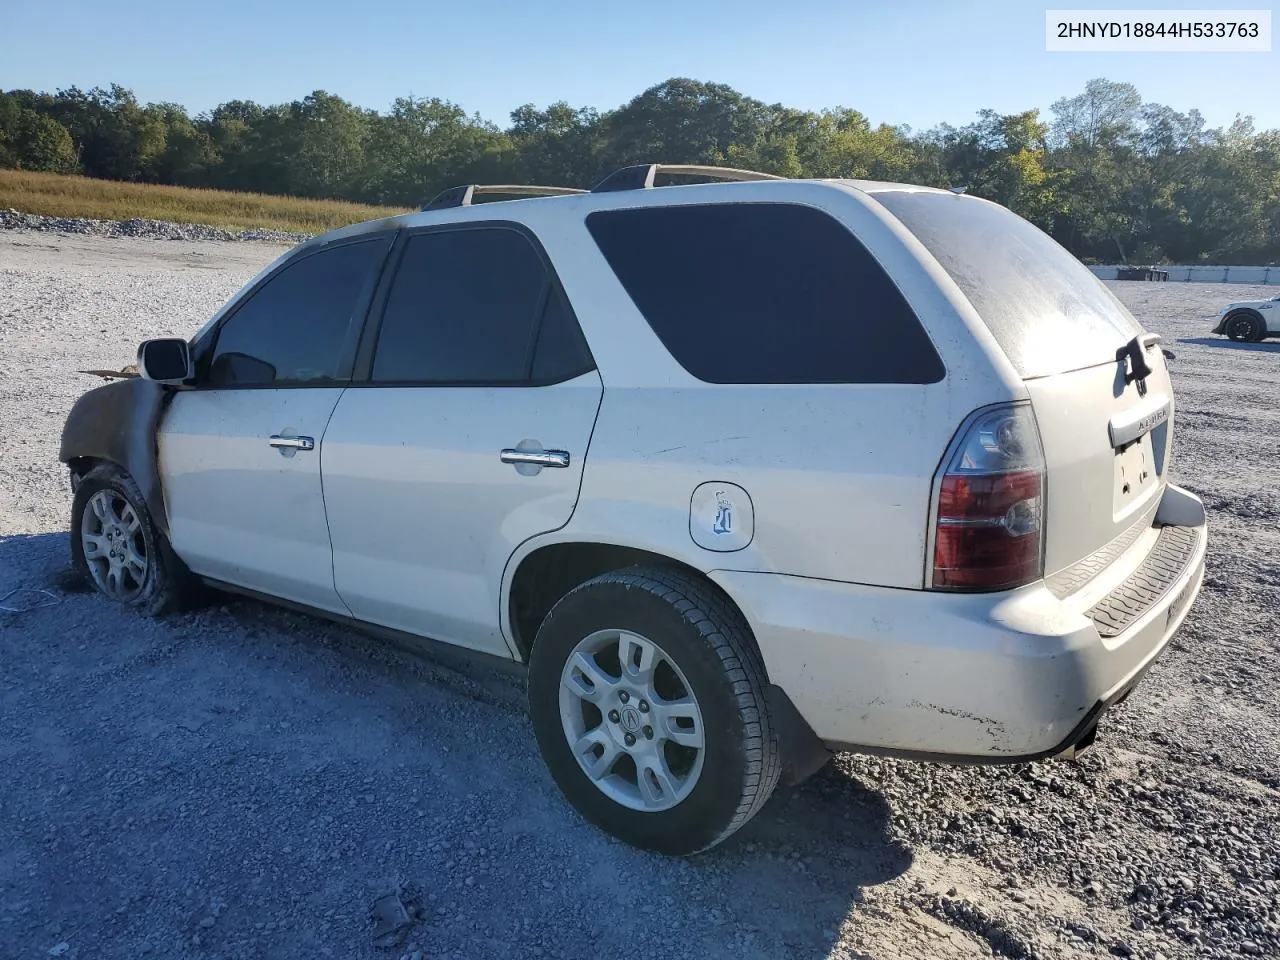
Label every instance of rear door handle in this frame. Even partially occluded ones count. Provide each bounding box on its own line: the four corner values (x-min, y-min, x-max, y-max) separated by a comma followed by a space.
269, 435, 315, 451
500, 449, 570, 468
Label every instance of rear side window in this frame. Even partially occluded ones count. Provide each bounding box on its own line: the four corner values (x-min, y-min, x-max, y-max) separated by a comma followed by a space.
208, 239, 387, 386
874, 191, 1141, 379
371, 227, 593, 385
585, 203, 944, 384
532, 289, 595, 383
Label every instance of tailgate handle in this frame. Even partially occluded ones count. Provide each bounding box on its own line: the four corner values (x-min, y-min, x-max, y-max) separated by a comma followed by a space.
1109, 396, 1170, 449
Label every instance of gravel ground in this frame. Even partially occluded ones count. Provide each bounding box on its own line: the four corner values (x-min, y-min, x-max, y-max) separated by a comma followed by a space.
1, 226, 1278, 960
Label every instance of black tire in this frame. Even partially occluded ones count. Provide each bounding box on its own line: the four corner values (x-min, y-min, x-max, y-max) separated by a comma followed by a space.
1225, 311, 1265, 343
527, 566, 781, 855
70, 462, 187, 616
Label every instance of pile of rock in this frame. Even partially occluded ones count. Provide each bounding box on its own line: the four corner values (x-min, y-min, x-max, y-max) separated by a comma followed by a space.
0, 208, 311, 245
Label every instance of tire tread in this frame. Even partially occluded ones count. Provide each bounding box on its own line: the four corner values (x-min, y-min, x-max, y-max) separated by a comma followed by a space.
71, 462, 188, 616
553, 564, 782, 853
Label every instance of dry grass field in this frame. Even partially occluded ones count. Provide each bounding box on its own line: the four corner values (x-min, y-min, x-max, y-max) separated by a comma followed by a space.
0, 170, 409, 235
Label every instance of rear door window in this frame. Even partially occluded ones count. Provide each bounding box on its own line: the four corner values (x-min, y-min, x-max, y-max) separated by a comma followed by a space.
585, 202, 944, 384
370, 227, 593, 385
873, 191, 1141, 379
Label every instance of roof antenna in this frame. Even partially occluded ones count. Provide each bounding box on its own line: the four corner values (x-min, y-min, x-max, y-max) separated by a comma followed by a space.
948, 185, 968, 195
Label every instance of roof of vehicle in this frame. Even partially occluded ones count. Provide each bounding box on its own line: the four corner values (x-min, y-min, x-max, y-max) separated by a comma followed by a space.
309, 167, 959, 251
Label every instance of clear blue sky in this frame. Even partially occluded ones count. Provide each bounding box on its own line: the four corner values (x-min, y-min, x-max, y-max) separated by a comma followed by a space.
2, 0, 1276, 132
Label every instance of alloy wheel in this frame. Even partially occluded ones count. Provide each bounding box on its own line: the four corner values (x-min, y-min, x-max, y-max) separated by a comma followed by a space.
80, 489, 148, 602
558, 628, 705, 812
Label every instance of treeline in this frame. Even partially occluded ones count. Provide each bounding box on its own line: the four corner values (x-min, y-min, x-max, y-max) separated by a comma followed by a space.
2, 77, 1278, 264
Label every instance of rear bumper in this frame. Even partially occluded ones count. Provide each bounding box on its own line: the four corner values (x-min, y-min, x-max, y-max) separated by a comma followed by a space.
711, 483, 1207, 763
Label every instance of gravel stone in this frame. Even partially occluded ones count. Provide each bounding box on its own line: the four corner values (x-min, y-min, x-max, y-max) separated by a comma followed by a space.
1, 208, 312, 245
1, 231, 1278, 960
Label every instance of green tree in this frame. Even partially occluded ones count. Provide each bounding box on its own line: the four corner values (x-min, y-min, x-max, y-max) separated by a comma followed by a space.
198, 100, 267, 192
358, 95, 508, 205
49, 85, 164, 181
2, 77, 1277, 264
285, 91, 371, 199
508, 101, 603, 186
599, 79, 771, 169
146, 102, 217, 185
1049, 79, 1145, 260
0, 95, 78, 173
907, 109, 1057, 228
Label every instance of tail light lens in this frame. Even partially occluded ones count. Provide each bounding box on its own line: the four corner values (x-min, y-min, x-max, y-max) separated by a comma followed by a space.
932, 404, 1045, 591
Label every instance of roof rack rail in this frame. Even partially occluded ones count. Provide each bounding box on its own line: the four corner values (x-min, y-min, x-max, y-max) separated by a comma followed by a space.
591, 163, 785, 193
420, 184, 587, 211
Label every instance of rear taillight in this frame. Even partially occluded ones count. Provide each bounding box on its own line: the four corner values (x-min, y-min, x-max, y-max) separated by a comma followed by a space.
931, 404, 1045, 591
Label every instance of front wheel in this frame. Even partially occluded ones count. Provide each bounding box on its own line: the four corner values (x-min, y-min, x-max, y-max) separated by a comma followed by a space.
70, 463, 186, 615
1225, 311, 1265, 342
528, 567, 780, 855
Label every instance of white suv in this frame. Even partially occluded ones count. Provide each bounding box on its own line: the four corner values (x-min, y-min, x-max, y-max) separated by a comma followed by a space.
60, 164, 1208, 855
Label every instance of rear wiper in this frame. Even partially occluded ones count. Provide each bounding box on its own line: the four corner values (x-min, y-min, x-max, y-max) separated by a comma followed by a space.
1116, 335, 1154, 386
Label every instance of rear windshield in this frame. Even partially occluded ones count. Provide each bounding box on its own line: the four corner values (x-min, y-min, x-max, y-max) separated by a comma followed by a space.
874, 191, 1141, 379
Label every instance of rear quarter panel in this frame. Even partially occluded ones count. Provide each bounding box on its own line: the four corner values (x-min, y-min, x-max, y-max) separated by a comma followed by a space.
504, 182, 1025, 589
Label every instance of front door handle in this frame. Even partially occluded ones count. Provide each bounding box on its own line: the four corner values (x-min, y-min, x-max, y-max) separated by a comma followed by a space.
500, 448, 570, 468
269, 435, 315, 451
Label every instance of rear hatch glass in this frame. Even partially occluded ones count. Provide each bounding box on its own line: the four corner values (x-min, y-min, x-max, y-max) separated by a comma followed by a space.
873, 191, 1141, 379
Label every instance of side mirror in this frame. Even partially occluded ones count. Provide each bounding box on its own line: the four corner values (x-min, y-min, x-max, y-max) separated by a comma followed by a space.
137, 338, 193, 384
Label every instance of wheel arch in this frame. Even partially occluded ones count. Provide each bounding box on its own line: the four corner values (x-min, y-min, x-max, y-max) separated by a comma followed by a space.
505, 539, 727, 663
510, 540, 833, 790
1224, 307, 1266, 339
59, 377, 174, 536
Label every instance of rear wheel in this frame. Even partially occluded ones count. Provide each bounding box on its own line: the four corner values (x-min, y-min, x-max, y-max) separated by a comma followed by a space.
70, 463, 185, 615
528, 566, 780, 855
1225, 311, 1265, 342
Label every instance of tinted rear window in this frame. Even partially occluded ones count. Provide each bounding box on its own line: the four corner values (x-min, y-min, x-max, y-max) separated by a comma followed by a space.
371, 229, 547, 384
874, 191, 1141, 379
585, 203, 944, 384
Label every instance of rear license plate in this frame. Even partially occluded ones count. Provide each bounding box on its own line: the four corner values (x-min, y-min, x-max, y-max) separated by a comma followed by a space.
1114, 432, 1157, 514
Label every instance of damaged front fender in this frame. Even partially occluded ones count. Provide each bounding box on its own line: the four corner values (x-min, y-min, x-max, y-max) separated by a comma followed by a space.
59, 376, 173, 537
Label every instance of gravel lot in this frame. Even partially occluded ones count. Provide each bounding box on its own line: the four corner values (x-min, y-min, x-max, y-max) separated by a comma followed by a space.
1, 226, 1278, 960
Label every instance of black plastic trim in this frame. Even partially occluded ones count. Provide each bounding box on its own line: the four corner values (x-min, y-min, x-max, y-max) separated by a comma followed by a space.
422, 185, 475, 210
766, 684, 834, 786
199, 577, 527, 681
592, 164, 659, 192
1087, 524, 1200, 638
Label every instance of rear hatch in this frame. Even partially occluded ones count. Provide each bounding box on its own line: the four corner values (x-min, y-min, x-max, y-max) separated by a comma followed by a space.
875, 190, 1174, 581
